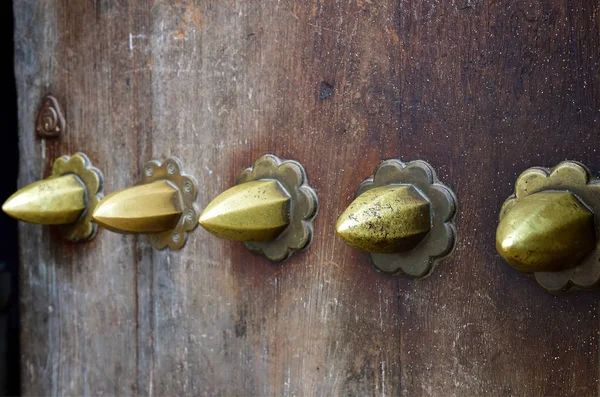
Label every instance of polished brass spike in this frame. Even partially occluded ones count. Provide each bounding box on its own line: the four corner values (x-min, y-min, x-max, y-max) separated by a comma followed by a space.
336, 185, 431, 254
1, 153, 103, 242
201, 154, 318, 262
94, 156, 199, 250
199, 180, 291, 242
93, 180, 184, 234
496, 191, 596, 273
2, 175, 86, 225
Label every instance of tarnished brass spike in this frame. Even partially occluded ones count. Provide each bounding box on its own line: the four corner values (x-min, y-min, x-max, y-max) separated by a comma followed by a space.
2, 174, 86, 225
336, 185, 431, 254
199, 180, 291, 242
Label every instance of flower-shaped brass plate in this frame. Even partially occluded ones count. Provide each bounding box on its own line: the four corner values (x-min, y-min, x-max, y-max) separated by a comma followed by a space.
237, 154, 318, 262
52, 153, 104, 241
357, 159, 457, 278
142, 157, 200, 250
499, 161, 600, 293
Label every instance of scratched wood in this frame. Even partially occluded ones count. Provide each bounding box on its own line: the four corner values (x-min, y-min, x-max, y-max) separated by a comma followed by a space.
14, 0, 599, 395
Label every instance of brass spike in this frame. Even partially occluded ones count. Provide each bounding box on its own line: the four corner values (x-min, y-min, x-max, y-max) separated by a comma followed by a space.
199, 180, 291, 242
2, 175, 86, 225
496, 191, 596, 273
336, 185, 432, 254
93, 180, 184, 233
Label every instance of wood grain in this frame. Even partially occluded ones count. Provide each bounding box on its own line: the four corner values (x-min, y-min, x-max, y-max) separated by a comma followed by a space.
14, 0, 599, 395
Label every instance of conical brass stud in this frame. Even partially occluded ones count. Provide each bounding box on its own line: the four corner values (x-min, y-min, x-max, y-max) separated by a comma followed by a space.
335, 159, 457, 278
2, 153, 104, 241
93, 181, 184, 233
199, 180, 291, 242
3, 175, 86, 225
199, 154, 318, 262
496, 161, 600, 293
92, 157, 199, 250
336, 185, 431, 254
496, 191, 596, 273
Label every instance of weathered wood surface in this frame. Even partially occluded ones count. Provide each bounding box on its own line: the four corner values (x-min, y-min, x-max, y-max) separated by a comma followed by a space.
15, 0, 599, 395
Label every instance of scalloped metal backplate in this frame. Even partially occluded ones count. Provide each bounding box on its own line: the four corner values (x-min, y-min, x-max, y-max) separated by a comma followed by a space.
52, 153, 104, 242
237, 154, 319, 262
141, 157, 200, 250
358, 159, 457, 279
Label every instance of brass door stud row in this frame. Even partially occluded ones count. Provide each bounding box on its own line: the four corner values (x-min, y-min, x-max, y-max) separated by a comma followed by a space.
3, 153, 319, 261
3, 153, 599, 293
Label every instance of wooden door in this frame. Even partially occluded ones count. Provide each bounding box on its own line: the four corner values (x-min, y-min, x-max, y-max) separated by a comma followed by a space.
14, 0, 599, 395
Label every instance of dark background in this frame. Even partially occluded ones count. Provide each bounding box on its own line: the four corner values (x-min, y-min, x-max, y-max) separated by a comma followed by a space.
0, 0, 20, 395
